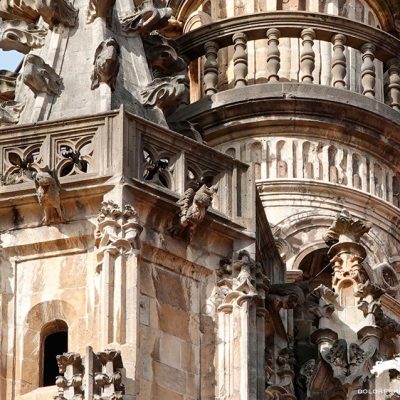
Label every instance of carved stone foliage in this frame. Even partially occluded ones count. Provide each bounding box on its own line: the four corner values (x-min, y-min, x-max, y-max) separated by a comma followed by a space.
91, 38, 120, 91
0, 100, 24, 124
141, 74, 188, 116
21, 54, 62, 96
55, 137, 93, 177
1, 144, 41, 184
86, 0, 115, 24
0, 0, 78, 28
54, 352, 84, 400
95, 200, 143, 270
0, 70, 18, 101
143, 33, 186, 78
94, 350, 124, 399
168, 182, 217, 240
120, 0, 174, 37
0, 19, 47, 53
33, 165, 64, 224
323, 209, 371, 246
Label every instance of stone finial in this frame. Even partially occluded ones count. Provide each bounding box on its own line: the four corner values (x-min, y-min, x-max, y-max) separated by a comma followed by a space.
21, 54, 62, 96
91, 38, 120, 91
0, 101, 24, 125
33, 166, 64, 225
54, 352, 83, 400
168, 183, 217, 240
94, 349, 124, 399
141, 74, 188, 116
323, 209, 371, 246
0, 19, 47, 54
86, 0, 116, 24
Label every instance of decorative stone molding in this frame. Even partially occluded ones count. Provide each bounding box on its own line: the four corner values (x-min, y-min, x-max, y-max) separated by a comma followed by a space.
33, 165, 64, 224
21, 54, 62, 96
143, 33, 186, 78
86, 0, 115, 24
120, 0, 174, 36
168, 182, 216, 240
54, 352, 84, 400
0, 19, 47, 53
141, 74, 188, 116
0, 100, 24, 125
91, 38, 120, 91
95, 200, 142, 270
94, 349, 124, 399
2, 143, 41, 184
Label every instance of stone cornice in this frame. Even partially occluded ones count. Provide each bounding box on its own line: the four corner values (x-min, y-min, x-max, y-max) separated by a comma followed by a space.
169, 83, 400, 164
176, 11, 400, 61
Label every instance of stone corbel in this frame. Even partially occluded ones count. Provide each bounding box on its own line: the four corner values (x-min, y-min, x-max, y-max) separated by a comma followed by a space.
21, 54, 62, 96
0, 19, 47, 53
54, 352, 84, 400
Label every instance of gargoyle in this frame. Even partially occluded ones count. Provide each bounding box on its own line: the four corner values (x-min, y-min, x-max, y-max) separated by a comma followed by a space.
267, 281, 308, 311
33, 166, 64, 224
21, 54, 62, 96
91, 38, 120, 91
35, 0, 78, 29
168, 183, 217, 239
86, 0, 115, 24
120, 0, 177, 36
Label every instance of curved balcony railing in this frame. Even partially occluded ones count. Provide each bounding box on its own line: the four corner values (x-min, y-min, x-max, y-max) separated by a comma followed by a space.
177, 11, 400, 110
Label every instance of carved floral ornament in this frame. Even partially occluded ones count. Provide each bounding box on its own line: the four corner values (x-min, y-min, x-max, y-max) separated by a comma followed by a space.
94, 200, 143, 270
54, 349, 124, 400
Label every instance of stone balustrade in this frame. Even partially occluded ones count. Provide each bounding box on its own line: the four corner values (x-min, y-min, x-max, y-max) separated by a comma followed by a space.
0, 108, 249, 223
217, 137, 400, 208
177, 11, 400, 109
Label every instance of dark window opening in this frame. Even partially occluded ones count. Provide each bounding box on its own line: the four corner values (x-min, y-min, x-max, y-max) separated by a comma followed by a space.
41, 321, 68, 387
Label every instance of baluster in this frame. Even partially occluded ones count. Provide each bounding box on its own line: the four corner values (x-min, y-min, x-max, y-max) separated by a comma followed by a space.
300, 28, 315, 83
387, 58, 400, 111
361, 43, 376, 99
232, 33, 248, 88
331, 34, 347, 89
266, 28, 280, 82
204, 41, 219, 95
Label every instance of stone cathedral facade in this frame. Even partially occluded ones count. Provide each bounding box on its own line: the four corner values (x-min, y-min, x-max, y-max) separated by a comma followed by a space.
1, 0, 400, 399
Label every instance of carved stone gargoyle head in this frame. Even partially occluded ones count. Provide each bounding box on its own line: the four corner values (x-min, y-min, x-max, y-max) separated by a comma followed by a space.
91, 38, 120, 91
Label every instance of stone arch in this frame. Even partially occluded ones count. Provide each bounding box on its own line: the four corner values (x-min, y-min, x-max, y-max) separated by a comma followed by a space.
20, 300, 77, 394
